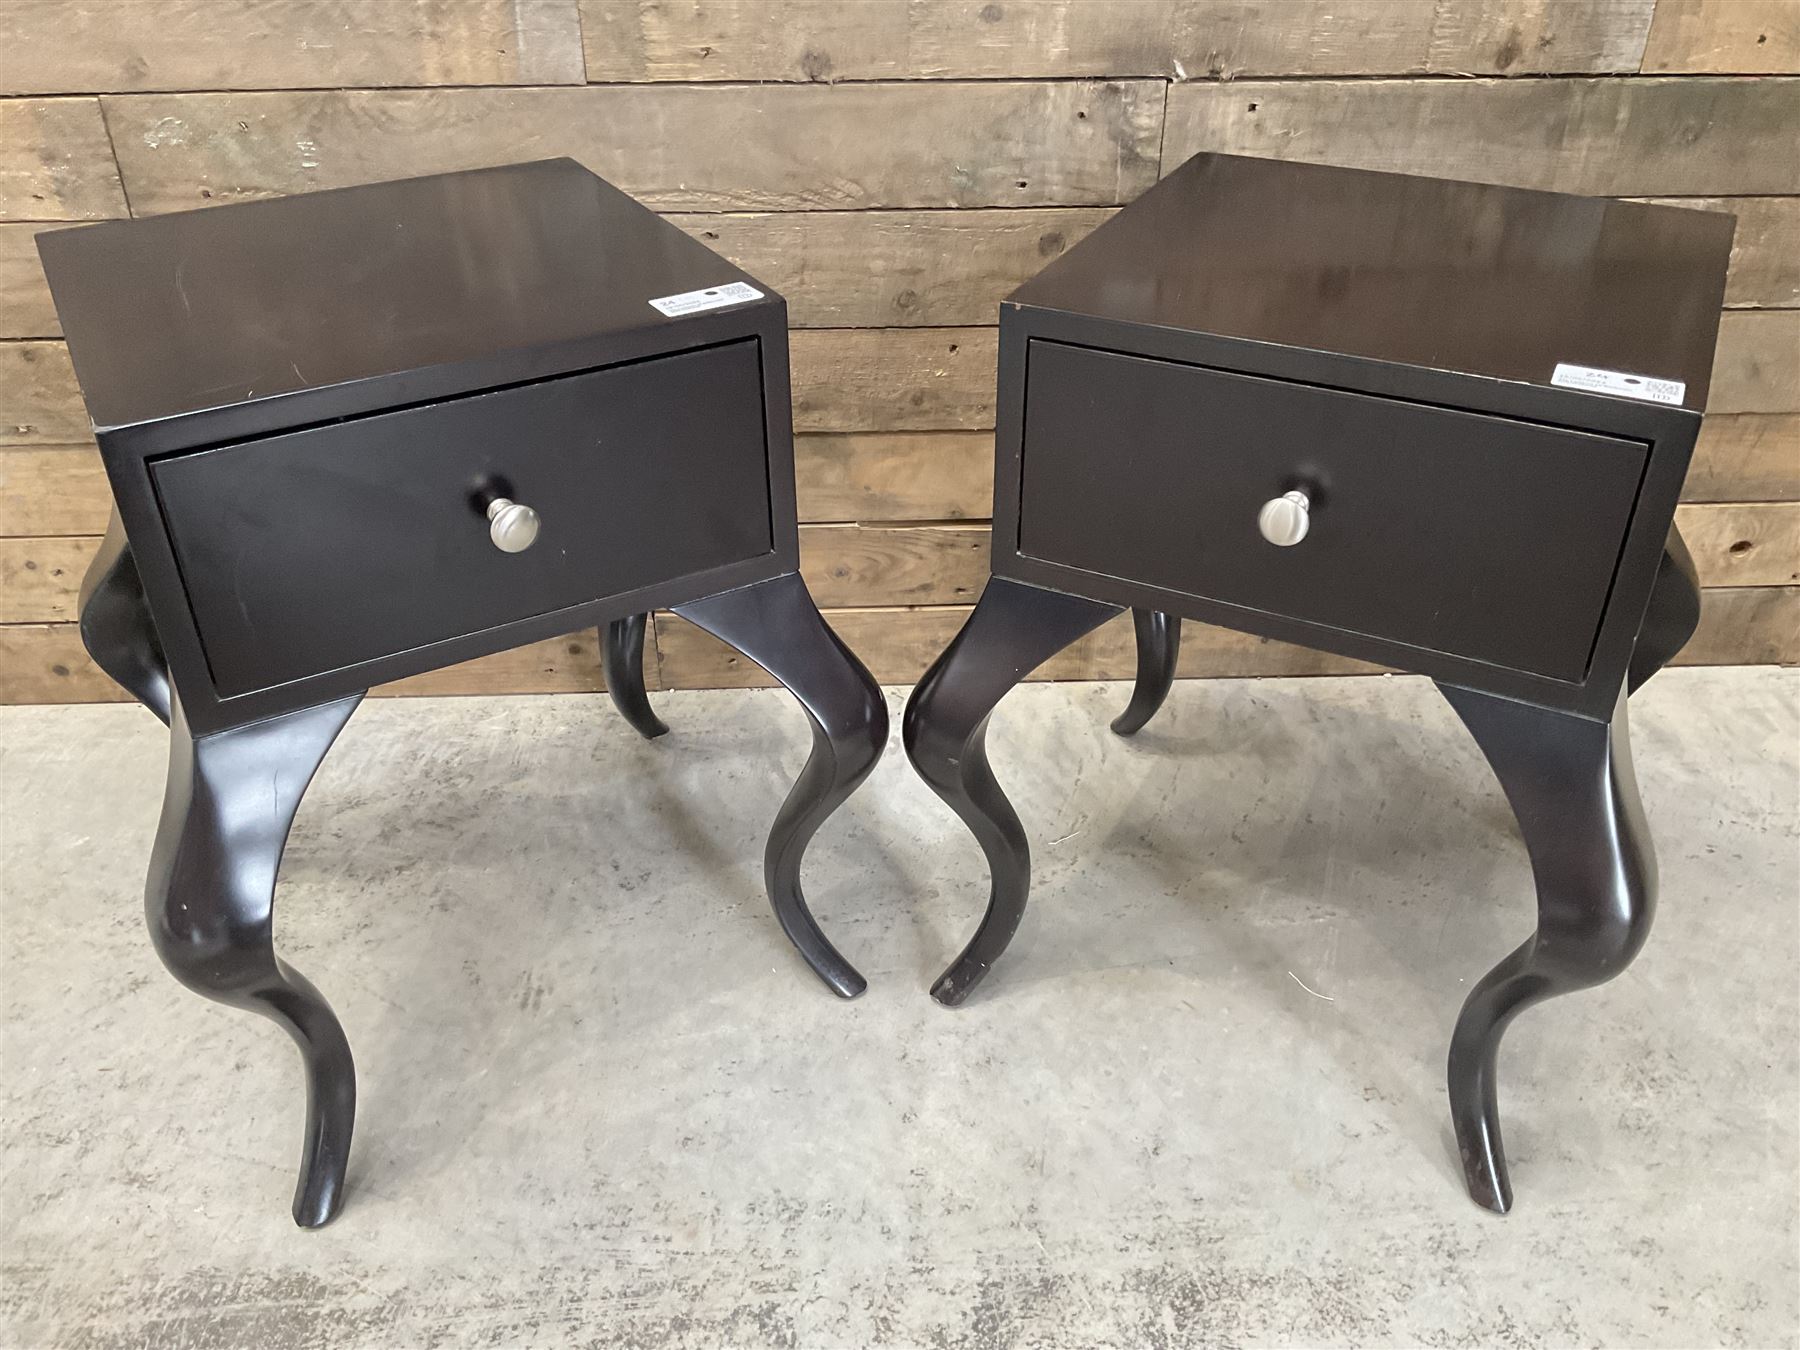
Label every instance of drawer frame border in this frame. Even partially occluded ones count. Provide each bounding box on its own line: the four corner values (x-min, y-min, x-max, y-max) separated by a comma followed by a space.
991, 302, 1700, 721
96, 303, 798, 736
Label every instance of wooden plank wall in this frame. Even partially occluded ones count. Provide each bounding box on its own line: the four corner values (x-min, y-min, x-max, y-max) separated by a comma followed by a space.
0, 0, 1795, 703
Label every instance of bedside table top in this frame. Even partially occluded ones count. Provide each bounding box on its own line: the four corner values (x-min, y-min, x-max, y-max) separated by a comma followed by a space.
1008, 153, 1734, 413
37, 158, 772, 435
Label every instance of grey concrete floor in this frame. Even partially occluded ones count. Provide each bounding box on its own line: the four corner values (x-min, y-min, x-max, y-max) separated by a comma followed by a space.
1, 668, 1796, 1349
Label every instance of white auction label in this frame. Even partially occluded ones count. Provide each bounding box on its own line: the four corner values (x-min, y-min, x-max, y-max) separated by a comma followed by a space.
1550, 363, 1686, 406
648, 281, 764, 317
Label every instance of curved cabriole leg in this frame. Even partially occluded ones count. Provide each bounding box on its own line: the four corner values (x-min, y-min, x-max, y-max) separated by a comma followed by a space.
1111, 609, 1181, 737
1436, 683, 1655, 1214
602, 613, 668, 739
78, 509, 171, 724
148, 692, 364, 1227
672, 573, 887, 998
903, 577, 1123, 1006
1627, 528, 1701, 695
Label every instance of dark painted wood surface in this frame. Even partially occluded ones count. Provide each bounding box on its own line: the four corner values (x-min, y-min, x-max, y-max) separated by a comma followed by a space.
1011, 152, 1735, 412
37, 158, 773, 437
154, 339, 773, 698
1017, 340, 1646, 683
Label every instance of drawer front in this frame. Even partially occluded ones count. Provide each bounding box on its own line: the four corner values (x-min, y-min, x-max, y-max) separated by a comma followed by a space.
153, 339, 772, 697
1017, 341, 1648, 683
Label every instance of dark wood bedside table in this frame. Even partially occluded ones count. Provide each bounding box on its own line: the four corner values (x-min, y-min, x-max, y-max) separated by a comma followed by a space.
903, 152, 1733, 1213
39, 159, 886, 1227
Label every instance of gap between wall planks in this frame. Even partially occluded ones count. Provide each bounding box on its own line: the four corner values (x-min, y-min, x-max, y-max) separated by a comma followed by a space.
0, 0, 1795, 700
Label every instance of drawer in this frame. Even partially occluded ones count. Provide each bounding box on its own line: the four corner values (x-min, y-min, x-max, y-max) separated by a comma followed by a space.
1016, 340, 1648, 683
152, 339, 773, 698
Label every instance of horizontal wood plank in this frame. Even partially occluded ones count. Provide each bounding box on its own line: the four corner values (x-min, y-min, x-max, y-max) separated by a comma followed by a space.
0, 343, 88, 446
1685, 415, 1800, 503
1640, 198, 1799, 309
1679, 503, 1800, 588
0, 623, 634, 704
1711, 310, 1800, 415
1162, 77, 1800, 196
1683, 585, 1800, 664
791, 328, 996, 433
0, 447, 111, 536
0, 624, 124, 703
0, 536, 95, 622
0, 433, 996, 537
4, 410, 1791, 544
0, 223, 60, 338
1640, 0, 1800, 73
654, 605, 1386, 690
0, 0, 585, 95
582, 0, 1653, 81
0, 99, 127, 221
6, 583, 1793, 705
667, 208, 1113, 328
0, 524, 995, 622
794, 432, 993, 522
379, 628, 624, 696
800, 524, 989, 608
103, 82, 1165, 217
14, 501, 1787, 627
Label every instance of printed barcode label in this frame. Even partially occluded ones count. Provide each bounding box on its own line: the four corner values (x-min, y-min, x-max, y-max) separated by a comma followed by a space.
1551, 363, 1685, 406
649, 281, 764, 317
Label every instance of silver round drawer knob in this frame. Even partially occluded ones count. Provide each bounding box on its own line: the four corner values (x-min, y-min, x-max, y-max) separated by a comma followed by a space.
1257, 489, 1311, 547
486, 497, 540, 553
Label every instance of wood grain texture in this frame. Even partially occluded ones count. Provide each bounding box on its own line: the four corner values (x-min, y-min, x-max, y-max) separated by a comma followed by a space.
0, 433, 999, 537
582, 0, 1653, 81
1162, 77, 1800, 195
1641, 0, 1800, 73
11, 502, 1788, 627
0, 99, 127, 221
2, 410, 1788, 544
0, 0, 585, 95
0, 624, 124, 704
653, 605, 1384, 690
0, 536, 94, 621
1685, 415, 1800, 503
799, 524, 989, 607
379, 628, 626, 696
0, 447, 110, 536
1682, 585, 1800, 664
657, 586, 1800, 690
0, 224, 60, 338
791, 328, 996, 432
0, 624, 633, 702
1641, 198, 1800, 309
1424, 0, 1656, 74
7, 583, 1792, 705
794, 432, 994, 521
1680, 502, 1800, 588
1711, 311, 1800, 415
0, 524, 992, 621
102, 81, 1165, 216
0, 343, 88, 446
667, 208, 1113, 327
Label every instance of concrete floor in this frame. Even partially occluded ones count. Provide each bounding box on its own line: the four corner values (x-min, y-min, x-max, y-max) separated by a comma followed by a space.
1, 667, 1795, 1348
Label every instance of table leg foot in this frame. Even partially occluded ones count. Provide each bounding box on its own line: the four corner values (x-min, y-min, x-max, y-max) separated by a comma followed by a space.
147, 693, 364, 1227
602, 613, 668, 739
1627, 529, 1701, 695
673, 573, 887, 998
1436, 682, 1655, 1214
903, 577, 1123, 1006
78, 509, 170, 724
1111, 609, 1181, 736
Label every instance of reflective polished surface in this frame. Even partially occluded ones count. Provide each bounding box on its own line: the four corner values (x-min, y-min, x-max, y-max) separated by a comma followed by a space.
1011, 152, 1734, 410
